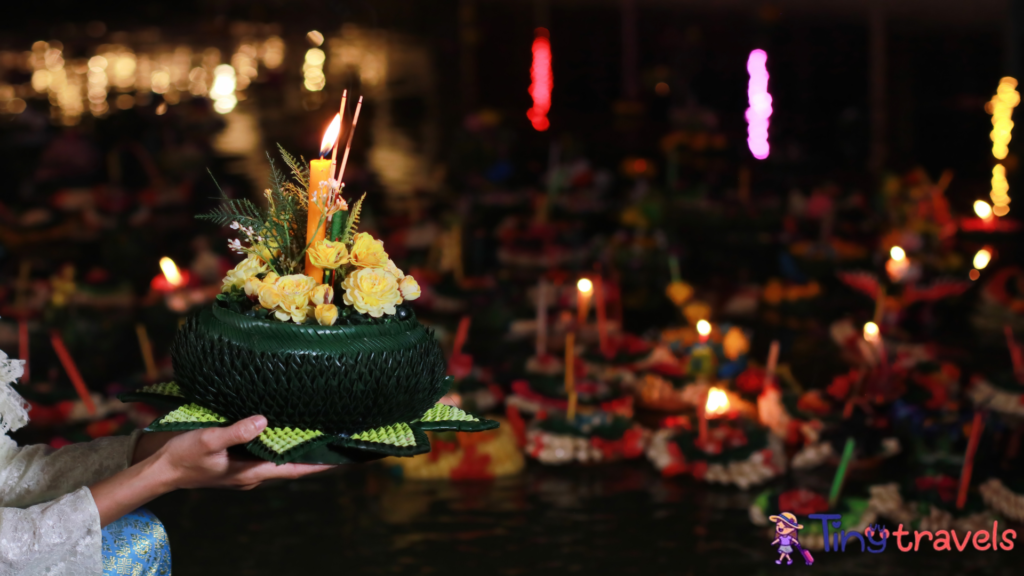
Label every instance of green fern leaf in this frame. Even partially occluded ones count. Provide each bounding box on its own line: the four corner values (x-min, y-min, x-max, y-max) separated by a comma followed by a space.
340, 193, 366, 244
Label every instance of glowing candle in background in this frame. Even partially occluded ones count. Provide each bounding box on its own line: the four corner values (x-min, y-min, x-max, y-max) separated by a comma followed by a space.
305, 114, 342, 282
576, 278, 593, 325
696, 319, 711, 344
973, 248, 992, 270
885, 245, 910, 283
527, 28, 553, 132
974, 200, 994, 219
745, 49, 772, 160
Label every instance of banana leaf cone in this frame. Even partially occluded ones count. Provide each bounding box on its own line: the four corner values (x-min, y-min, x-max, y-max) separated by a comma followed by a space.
120, 305, 498, 464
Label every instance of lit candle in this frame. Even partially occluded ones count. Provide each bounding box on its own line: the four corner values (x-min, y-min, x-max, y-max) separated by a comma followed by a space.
576, 278, 593, 326
697, 319, 711, 344
700, 386, 730, 447
306, 114, 343, 282
885, 245, 909, 283
690, 320, 715, 379
151, 257, 188, 293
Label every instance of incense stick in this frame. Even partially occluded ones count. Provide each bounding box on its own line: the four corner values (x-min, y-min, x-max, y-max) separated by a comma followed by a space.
957, 411, 985, 510
453, 315, 472, 356
536, 279, 547, 358
829, 437, 856, 507
328, 90, 348, 181
135, 323, 158, 381
50, 330, 96, 416
595, 277, 609, 356
565, 332, 577, 421
764, 339, 780, 388
336, 96, 363, 183
1005, 325, 1024, 379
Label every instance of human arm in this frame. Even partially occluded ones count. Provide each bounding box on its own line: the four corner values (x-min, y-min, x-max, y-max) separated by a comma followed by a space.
0, 433, 140, 508
90, 415, 333, 527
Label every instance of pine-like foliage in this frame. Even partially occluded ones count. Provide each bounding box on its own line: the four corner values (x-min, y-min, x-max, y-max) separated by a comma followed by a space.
340, 193, 366, 244
197, 149, 313, 275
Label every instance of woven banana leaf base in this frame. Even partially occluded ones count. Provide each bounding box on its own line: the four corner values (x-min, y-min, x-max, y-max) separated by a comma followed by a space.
120, 382, 499, 465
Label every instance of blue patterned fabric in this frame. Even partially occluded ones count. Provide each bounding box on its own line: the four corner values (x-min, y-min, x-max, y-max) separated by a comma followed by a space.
101, 508, 171, 576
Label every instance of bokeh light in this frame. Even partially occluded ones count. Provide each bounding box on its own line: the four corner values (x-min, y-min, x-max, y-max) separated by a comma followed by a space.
527, 28, 552, 132
745, 49, 771, 160
974, 200, 993, 219
973, 248, 992, 270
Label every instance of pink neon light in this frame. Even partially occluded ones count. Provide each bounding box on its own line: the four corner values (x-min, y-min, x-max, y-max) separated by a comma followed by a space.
527, 28, 553, 131
745, 49, 772, 160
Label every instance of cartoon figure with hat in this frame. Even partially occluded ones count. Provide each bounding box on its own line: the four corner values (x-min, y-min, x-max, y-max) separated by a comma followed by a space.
770, 512, 811, 565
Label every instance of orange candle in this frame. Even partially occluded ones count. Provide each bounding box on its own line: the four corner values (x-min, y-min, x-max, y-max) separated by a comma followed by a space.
576, 278, 593, 326
305, 115, 343, 282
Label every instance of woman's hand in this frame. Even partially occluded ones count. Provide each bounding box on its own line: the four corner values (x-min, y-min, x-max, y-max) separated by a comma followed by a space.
155, 415, 334, 491
92, 415, 334, 526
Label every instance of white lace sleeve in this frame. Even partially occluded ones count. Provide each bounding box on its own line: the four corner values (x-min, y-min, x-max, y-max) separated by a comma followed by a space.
0, 431, 141, 508
0, 486, 104, 576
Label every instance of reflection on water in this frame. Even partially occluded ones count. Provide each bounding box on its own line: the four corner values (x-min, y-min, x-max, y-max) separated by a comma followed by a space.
152, 463, 1018, 576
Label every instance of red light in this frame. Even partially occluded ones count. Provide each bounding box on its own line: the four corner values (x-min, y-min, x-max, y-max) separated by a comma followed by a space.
633, 159, 647, 174
527, 28, 553, 131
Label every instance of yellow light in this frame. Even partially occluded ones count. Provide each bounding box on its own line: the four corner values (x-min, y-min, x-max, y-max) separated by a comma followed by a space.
994, 204, 1011, 216
974, 248, 992, 270
319, 113, 342, 157
307, 30, 325, 46
970, 269, 981, 281
974, 200, 993, 219
576, 278, 593, 294
705, 387, 730, 416
890, 246, 905, 261
696, 319, 712, 337
88, 55, 107, 70
159, 257, 185, 287
304, 48, 326, 66
863, 321, 879, 341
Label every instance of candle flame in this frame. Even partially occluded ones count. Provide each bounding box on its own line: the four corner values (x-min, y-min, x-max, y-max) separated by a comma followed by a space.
705, 387, 730, 417
974, 200, 994, 219
974, 248, 992, 270
159, 257, 185, 287
577, 278, 593, 294
889, 246, 905, 261
319, 113, 342, 158
863, 321, 880, 341
696, 319, 712, 337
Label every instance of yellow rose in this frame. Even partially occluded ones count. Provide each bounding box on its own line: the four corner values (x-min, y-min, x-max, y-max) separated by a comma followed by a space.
274, 304, 314, 324
341, 268, 402, 317
399, 275, 421, 301
315, 304, 339, 326
308, 239, 350, 270
275, 274, 318, 309
311, 284, 334, 306
385, 258, 405, 280
222, 255, 269, 293
257, 282, 282, 310
243, 276, 262, 297
665, 281, 693, 307
349, 232, 389, 269
263, 272, 280, 285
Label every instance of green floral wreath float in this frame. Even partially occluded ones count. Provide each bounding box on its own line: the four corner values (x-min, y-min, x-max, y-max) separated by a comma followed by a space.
121, 147, 496, 464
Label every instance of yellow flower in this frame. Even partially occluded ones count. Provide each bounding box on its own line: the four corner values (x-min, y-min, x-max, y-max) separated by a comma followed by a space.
274, 304, 314, 324
341, 268, 402, 317
349, 232, 389, 269
315, 304, 339, 326
257, 282, 282, 310
243, 276, 262, 297
275, 274, 318, 309
399, 275, 421, 301
385, 258, 405, 280
665, 281, 693, 307
308, 239, 350, 270
311, 284, 334, 306
263, 272, 280, 285
222, 255, 269, 293
253, 239, 281, 264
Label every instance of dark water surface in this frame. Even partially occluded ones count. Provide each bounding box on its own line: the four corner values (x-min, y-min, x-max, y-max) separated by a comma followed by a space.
149, 463, 1019, 576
